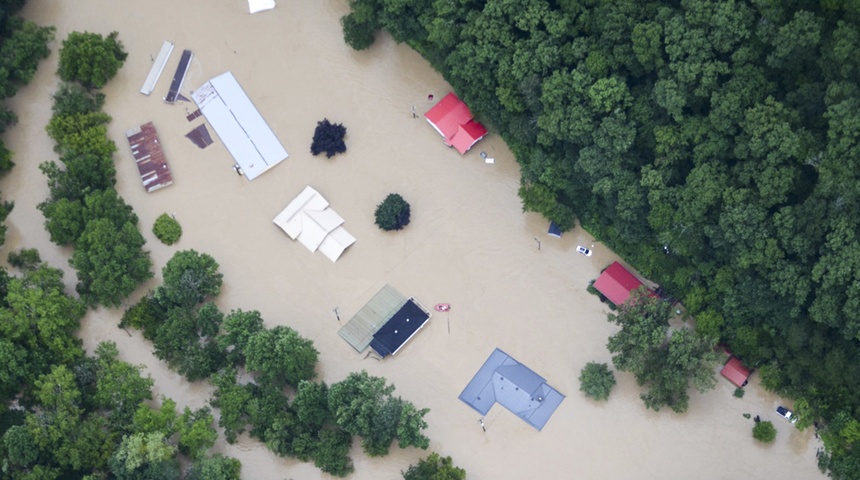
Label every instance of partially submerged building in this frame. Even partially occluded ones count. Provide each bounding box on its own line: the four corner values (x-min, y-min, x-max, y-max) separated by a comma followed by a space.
459, 348, 565, 431
721, 356, 751, 388
125, 122, 173, 193
424, 92, 487, 154
273, 185, 355, 262
593, 261, 654, 306
337, 285, 431, 358
192, 71, 289, 180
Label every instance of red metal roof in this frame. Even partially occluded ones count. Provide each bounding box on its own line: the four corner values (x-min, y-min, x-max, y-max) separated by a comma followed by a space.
720, 357, 751, 387
449, 120, 488, 154
425, 92, 486, 154
593, 261, 647, 306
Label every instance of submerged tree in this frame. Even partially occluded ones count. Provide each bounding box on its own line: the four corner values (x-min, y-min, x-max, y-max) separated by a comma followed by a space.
152, 213, 182, 245
607, 289, 720, 413
374, 193, 411, 231
753, 421, 777, 443
57, 31, 127, 89
578, 362, 616, 401
310, 118, 347, 158
402, 452, 466, 480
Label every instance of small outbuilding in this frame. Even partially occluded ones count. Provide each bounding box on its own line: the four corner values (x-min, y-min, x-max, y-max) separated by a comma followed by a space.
424, 92, 487, 154
721, 357, 751, 387
593, 261, 653, 306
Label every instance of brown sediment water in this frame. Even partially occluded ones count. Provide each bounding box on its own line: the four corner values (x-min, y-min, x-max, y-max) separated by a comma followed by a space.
0, 1, 824, 479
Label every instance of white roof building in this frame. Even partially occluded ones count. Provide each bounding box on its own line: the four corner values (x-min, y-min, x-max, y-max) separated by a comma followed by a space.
192, 71, 288, 181
248, 0, 276, 13
273, 186, 356, 262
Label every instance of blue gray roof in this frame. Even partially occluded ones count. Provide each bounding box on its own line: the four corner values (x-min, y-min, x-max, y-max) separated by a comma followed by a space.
459, 348, 565, 431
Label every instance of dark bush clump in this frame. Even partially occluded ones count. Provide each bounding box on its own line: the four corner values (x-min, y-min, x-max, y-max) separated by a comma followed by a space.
374, 194, 410, 231
310, 118, 347, 158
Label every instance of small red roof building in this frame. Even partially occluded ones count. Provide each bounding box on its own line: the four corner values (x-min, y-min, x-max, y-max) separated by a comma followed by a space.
593, 261, 652, 306
425, 92, 487, 154
720, 357, 751, 387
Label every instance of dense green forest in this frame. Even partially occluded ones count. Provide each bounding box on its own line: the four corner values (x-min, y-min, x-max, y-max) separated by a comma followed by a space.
341, 0, 860, 476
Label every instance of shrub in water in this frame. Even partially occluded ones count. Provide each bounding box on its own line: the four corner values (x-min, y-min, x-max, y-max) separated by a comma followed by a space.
753, 421, 777, 443
374, 193, 411, 231
153, 213, 182, 245
310, 118, 347, 158
578, 362, 616, 401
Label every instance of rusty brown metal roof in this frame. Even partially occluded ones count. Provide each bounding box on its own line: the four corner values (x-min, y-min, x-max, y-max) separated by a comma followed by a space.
126, 122, 174, 193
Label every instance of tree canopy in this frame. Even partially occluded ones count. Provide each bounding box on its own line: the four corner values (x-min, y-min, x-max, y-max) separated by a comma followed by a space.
341, 1, 860, 473
57, 31, 127, 89
606, 289, 720, 413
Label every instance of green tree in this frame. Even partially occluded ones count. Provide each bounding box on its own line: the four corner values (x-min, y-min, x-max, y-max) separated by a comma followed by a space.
293, 380, 331, 430
51, 82, 105, 116
0, 18, 54, 87
753, 420, 777, 443
328, 370, 394, 438
186, 454, 241, 480
93, 341, 153, 430
131, 397, 178, 436
152, 213, 181, 245
0, 265, 87, 368
374, 193, 411, 231
210, 368, 252, 443
70, 218, 153, 307
396, 400, 430, 450
313, 428, 354, 477
109, 431, 178, 479
578, 362, 616, 401
7, 247, 41, 271
340, 0, 381, 51
607, 290, 719, 412
57, 31, 127, 89
155, 250, 222, 309
218, 308, 265, 366
402, 452, 466, 480
176, 407, 217, 459
245, 325, 318, 388
2, 425, 38, 467
151, 303, 225, 381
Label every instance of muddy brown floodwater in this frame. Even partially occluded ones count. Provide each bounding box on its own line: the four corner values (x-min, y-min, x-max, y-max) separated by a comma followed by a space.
0, 1, 824, 479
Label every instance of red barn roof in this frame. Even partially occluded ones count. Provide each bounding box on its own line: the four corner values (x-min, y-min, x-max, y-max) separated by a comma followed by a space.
425, 92, 487, 154
720, 357, 751, 387
593, 261, 648, 306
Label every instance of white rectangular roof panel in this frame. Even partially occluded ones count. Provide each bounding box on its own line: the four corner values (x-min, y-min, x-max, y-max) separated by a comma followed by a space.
140, 41, 173, 95
192, 71, 288, 181
249, 0, 276, 13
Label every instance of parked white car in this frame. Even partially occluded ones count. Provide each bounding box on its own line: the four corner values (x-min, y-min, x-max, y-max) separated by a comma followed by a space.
576, 245, 592, 257
777, 406, 797, 424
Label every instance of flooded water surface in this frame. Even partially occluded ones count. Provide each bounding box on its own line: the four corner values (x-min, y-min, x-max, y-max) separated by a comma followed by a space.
0, 1, 824, 479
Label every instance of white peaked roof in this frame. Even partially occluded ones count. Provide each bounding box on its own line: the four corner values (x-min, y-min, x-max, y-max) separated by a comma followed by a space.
248, 0, 276, 13
192, 72, 288, 181
273, 186, 356, 262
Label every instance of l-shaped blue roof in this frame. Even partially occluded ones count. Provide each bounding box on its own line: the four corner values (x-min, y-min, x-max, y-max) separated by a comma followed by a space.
459, 348, 565, 431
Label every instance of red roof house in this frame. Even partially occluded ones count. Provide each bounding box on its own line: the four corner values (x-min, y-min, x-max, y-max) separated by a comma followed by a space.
425, 92, 487, 154
720, 357, 751, 387
593, 261, 652, 306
